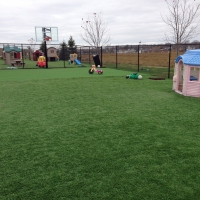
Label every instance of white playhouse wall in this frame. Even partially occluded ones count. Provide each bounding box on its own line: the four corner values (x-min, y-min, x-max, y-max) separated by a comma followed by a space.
182, 64, 188, 95
172, 61, 185, 91
172, 63, 178, 90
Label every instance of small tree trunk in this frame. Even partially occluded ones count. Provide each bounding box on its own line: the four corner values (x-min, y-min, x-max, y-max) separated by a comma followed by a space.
176, 36, 179, 56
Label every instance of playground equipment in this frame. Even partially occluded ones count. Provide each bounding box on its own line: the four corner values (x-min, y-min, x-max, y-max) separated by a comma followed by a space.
36, 56, 46, 68
126, 73, 142, 79
47, 47, 57, 61
56, 55, 59, 61
35, 26, 59, 68
33, 50, 43, 61
3, 45, 22, 65
69, 53, 82, 65
173, 49, 200, 97
74, 59, 82, 65
70, 53, 77, 64
88, 65, 103, 75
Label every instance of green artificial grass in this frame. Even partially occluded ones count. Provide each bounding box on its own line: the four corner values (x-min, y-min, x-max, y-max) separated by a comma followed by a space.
105, 63, 174, 79
0, 68, 200, 199
0, 67, 137, 82
0, 59, 87, 70
0, 59, 173, 78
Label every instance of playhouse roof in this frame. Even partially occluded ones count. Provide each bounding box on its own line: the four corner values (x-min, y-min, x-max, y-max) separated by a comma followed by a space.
33, 50, 43, 53
47, 47, 57, 49
175, 49, 200, 66
3, 45, 21, 53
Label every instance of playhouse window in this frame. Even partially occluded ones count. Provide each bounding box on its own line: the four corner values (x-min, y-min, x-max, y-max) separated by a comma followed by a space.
14, 53, 18, 59
189, 67, 199, 81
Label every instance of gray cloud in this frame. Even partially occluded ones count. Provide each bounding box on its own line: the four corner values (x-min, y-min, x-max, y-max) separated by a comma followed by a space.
0, 0, 199, 45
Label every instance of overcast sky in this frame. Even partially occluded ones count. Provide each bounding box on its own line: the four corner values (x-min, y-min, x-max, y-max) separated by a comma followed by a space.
1, 0, 199, 46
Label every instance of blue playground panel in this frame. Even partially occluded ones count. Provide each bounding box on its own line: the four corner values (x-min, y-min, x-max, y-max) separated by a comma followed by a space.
75, 59, 82, 65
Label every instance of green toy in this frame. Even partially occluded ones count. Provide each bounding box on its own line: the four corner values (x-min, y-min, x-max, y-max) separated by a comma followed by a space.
126, 73, 142, 80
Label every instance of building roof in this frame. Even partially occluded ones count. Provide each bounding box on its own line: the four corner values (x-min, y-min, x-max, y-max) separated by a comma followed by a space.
47, 47, 57, 49
33, 49, 43, 53
175, 49, 200, 66
3, 45, 21, 53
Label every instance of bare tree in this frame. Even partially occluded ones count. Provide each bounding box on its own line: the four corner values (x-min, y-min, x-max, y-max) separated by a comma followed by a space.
162, 0, 200, 55
28, 38, 36, 51
28, 38, 36, 60
81, 13, 110, 49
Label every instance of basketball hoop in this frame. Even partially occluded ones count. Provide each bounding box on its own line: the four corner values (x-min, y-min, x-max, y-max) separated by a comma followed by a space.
45, 36, 52, 45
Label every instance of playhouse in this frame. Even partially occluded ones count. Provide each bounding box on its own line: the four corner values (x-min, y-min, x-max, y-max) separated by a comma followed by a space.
70, 53, 78, 64
33, 50, 43, 61
47, 47, 57, 61
173, 49, 200, 97
3, 45, 22, 65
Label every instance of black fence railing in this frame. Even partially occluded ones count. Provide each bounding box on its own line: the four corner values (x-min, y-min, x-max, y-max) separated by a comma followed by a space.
0, 43, 200, 78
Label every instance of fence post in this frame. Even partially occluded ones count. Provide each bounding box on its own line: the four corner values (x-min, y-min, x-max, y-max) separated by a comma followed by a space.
101, 46, 103, 67
116, 46, 118, 69
29, 46, 31, 60
89, 46, 91, 65
80, 47, 82, 62
63, 44, 66, 68
137, 45, 140, 72
21, 44, 25, 69
168, 44, 172, 79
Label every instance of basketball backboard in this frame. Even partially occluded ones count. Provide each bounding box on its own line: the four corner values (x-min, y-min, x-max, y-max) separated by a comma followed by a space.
35, 27, 58, 42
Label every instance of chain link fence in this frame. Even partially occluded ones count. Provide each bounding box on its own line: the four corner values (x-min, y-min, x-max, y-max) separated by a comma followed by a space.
1, 43, 200, 78
79, 43, 200, 78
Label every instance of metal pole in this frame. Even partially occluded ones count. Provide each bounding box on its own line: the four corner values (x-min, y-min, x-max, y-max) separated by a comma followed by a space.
63, 44, 66, 68
44, 40, 48, 68
116, 46, 118, 69
137, 45, 140, 72
101, 46, 103, 67
168, 44, 172, 79
21, 44, 25, 69
80, 47, 82, 62
29, 47, 31, 60
42, 28, 48, 69
89, 47, 91, 65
